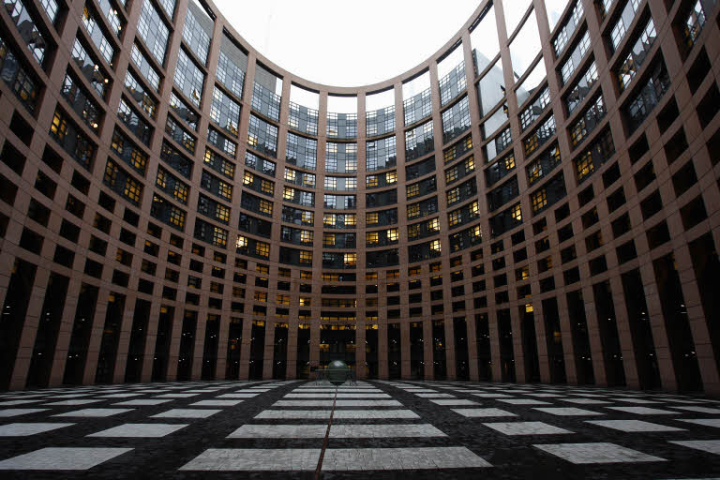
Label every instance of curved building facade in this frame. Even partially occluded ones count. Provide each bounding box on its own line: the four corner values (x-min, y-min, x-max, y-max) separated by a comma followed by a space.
0, 0, 719, 393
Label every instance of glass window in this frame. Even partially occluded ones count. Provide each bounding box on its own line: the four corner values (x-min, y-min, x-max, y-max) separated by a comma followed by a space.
470, 5, 500, 75
182, 0, 213, 64
218, 36, 248, 99
509, 11, 541, 80
545, 0, 572, 31
210, 87, 241, 136
131, 43, 161, 92
174, 48, 205, 107
136, 0, 169, 64
248, 115, 278, 158
503, 0, 533, 34
516, 59, 547, 106
477, 60, 505, 116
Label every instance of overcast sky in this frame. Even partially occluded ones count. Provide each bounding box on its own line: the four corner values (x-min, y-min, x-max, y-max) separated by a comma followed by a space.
213, 0, 482, 87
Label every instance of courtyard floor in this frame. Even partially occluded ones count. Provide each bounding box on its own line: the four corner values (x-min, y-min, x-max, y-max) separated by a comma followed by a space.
0, 379, 720, 478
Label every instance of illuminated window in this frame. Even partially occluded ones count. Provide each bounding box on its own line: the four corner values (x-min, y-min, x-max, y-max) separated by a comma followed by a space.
255, 241, 270, 258
261, 179, 274, 195
528, 161, 542, 183
216, 204, 230, 223
212, 226, 228, 247
518, 266, 530, 280
236, 235, 247, 248
300, 230, 313, 243
430, 239, 441, 253
512, 204, 523, 221
366, 232, 379, 245
366, 175, 378, 187
428, 218, 440, 232
367, 212, 379, 224
283, 187, 295, 200
408, 224, 421, 238
254, 292, 267, 302
472, 225, 482, 240
324, 233, 336, 246
345, 214, 357, 226
124, 176, 142, 204
407, 204, 420, 219
406, 183, 419, 198
243, 171, 253, 185
259, 199, 273, 215
470, 201, 479, 216
284, 168, 296, 182
531, 189, 548, 212
387, 228, 399, 242
448, 211, 460, 226
300, 297, 311, 306
386, 171, 397, 183
445, 167, 458, 183
344, 253, 357, 267
505, 154, 516, 170
576, 151, 594, 180
447, 188, 459, 204
50, 111, 68, 140
276, 294, 290, 305
218, 181, 232, 200
465, 156, 475, 171
324, 214, 336, 226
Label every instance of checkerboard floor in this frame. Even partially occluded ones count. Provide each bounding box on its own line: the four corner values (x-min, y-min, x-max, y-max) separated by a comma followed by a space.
1, 380, 720, 478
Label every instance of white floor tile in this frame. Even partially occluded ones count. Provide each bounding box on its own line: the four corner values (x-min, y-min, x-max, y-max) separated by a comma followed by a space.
586, 420, 683, 432
53, 408, 133, 418
483, 421, 572, 435
152, 409, 221, 418
180, 448, 320, 471
88, 423, 188, 438
534, 442, 665, 464
452, 408, 517, 418
0, 423, 74, 436
0, 447, 133, 470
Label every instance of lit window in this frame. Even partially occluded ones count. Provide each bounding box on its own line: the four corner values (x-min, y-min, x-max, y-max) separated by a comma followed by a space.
430, 239, 441, 253
407, 184, 419, 198
387, 228, 399, 242
531, 189, 548, 212
324, 214, 336, 226
407, 204, 420, 219
255, 241, 270, 258
367, 212, 379, 224
512, 204, 523, 221
344, 253, 357, 267
259, 199, 273, 215
366, 232, 379, 245
261, 180, 274, 195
